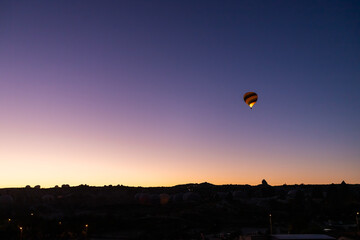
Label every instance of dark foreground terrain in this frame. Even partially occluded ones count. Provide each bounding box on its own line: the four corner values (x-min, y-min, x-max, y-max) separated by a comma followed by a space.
0, 181, 359, 239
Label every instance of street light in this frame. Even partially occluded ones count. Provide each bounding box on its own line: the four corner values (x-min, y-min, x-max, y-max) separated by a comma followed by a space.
84, 224, 89, 238
19, 226, 23, 240
269, 214, 273, 235
356, 212, 359, 233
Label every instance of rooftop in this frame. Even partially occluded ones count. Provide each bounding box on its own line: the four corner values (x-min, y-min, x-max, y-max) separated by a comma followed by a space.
272, 235, 335, 240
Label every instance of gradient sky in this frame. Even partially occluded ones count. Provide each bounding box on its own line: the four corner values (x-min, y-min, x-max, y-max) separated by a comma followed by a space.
1, 0, 359, 188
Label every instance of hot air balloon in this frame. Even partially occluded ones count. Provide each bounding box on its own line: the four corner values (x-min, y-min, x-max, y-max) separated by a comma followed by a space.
244, 92, 258, 109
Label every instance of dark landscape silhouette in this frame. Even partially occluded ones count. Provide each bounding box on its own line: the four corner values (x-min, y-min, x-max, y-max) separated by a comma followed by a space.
0, 181, 359, 239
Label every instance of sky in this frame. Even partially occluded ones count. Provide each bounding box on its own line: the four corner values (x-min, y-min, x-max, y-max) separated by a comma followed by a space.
0, 0, 359, 188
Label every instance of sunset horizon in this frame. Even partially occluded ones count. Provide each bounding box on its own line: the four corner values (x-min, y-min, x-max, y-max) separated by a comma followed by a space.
1, 1, 359, 189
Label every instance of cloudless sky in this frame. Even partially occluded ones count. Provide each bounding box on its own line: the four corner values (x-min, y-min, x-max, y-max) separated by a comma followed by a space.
1, 0, 359, 188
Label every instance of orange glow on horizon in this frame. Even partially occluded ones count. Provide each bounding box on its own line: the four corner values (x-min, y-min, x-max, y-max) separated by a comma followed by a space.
1, 98, 359, 189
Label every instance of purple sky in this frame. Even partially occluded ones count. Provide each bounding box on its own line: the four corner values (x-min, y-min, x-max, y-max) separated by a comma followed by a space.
1, 0, 359, 187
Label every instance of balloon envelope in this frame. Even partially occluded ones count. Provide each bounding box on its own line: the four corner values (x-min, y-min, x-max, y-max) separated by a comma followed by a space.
243, 92, 258, 109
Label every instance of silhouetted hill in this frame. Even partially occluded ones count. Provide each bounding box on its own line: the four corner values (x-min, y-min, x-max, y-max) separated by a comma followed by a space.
0, 182, 359, 239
